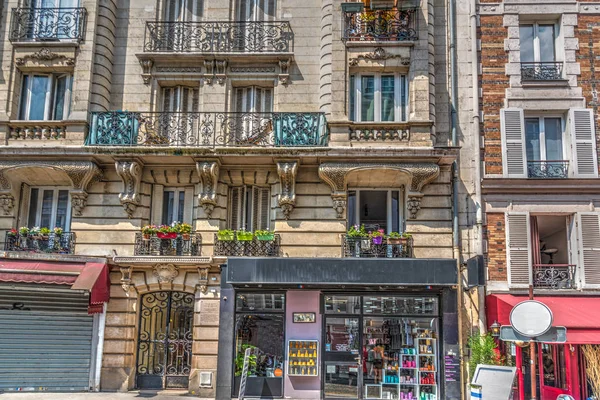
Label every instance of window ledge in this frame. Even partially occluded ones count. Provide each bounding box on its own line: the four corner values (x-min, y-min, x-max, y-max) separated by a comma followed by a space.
520, 79, 570, 87
345, 40, 416, 48
11, 40, 81, 48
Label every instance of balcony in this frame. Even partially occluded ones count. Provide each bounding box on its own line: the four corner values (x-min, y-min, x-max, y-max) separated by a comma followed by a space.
213, 233, 281, 257
527, 160, 569, 179
521, 62, 563, 81
134, 232, 201, 256
10, 8, 86, 43
144, 21, 293, 53
87, 111, 329, 148
342, 235, 413, 258
4, 232, 75, 254
343, 8, 418, 42
533, 264, 576, 289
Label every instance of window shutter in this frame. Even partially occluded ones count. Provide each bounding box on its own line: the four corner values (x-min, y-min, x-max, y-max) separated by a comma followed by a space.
251, 186, 270, 231
501, 108, 527, 178
229, 186, 245, 230
569, 108, 598, 177
577, 212, 600, 288
162, 87, 173, 112
150, 185, 164, 225
183, 187, 194, 224
17, 183, 31, 229
505, 212, 532, 287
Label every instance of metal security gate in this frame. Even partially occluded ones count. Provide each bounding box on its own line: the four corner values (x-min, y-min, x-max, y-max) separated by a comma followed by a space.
136, 291, 194, 389
0, 287, 94, 392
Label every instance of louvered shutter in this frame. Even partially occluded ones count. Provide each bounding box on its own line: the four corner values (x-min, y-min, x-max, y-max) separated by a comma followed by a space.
501, 108, 527, 178
17, 183, 31, 228
578, 212, 600, 288
251, 186, 270, 231
569, 108, 599, 177
183, 187, 194, 223
505, 212, 532, 287
229, 186, 245, 230
151, 184, 164, 225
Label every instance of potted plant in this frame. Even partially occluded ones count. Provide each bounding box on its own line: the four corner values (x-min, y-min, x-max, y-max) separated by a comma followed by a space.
177, 222, 192, 240
19, 226, 30, 237
236, 229, 254, 241
39, 227, 51, 239
141, 225, 157, 240
369, 229, 385, 245
30, 226, 41, 239
347, 224, 369, 249
157, 224, 177, 239
255, 229, 275, 241
217, 229, 235, 241
53, 227, 63, 237
7, 228, 17, 237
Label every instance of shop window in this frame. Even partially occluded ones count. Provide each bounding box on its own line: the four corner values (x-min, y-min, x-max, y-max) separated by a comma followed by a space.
27, 187, 71, 229
19, 74, 72, 121
541, 344, 567, 389
324, 295, 362, 314
234, 292, 285, 398
363, 296, 438, 315
229, 186, 270, 231
347, 189, 403, 234
349, 74, 408, 122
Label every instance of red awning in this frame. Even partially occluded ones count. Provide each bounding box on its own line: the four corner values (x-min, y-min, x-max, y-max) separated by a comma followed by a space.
486, 294, 600, 344
0, 260, 110, 314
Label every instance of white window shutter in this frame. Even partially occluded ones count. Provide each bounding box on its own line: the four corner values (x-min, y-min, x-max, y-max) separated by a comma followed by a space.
151, 184, 164, 225
17, 183, 31, 228
569, 108, 598, 177
577, 212, 600, 288
183, 187, 194, 224
229, 186, 245, 230
505, 212, 532, 287
501, 108, 527, 178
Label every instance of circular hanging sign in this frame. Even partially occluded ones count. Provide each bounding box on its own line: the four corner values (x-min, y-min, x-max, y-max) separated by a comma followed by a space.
509, 300, 553, 338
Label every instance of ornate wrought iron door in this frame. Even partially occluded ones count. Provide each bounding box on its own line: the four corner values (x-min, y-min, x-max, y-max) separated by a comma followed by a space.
136, 291, 194, 389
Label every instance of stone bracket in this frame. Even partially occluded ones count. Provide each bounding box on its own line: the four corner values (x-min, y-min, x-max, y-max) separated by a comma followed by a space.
276, 160, 299, 219
202, 59, 227, 85
0, 160, 102, 216
153, 263, 179, 283
115, 160, 143, 218
278, 58, 291, 85
196, 266, 210, 294
196, 160, 220, 217
318, 162, 440, 219
139, 59, 153, 85
120, 266, 133, 295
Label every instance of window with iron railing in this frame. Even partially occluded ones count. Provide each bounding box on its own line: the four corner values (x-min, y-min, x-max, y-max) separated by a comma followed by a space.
520, 23, 563, 81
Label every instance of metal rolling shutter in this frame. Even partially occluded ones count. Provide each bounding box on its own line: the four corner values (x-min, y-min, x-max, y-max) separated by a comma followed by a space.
0, 287, 93, 392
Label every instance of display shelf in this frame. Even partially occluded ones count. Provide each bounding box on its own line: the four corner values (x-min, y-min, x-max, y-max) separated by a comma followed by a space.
287, 340, 319, 376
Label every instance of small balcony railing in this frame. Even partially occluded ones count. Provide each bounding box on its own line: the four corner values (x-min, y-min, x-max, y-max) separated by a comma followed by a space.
134, 232, 201, 256
87, 111, 329, 148
213, 233, 281, 257
533, 264, 576, 289
10, 7, 87, 42
349, 123, 410, 142
342, 235, 413, 258
144, 21, 293, 53
527, 160, 569, 179
4, 232, 75, 254
520, 62, 563, 81
343, 8, 418, 42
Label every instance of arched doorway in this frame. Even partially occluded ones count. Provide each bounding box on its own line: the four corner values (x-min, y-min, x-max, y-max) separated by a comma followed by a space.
136, 291, 194, 389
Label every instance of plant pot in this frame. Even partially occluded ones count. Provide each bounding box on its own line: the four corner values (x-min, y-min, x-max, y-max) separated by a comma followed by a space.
372, 236, 383, 245
157, 232, 177, 239
218, 233, 235, 241
256, 234, 275, 241
237, 233, 254, 241
387, 238, 407, 245
181, 233, 190, 240
142, 233, 151, 240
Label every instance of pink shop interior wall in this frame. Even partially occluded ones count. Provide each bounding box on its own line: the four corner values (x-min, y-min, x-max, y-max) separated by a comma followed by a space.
285, 290, 321, 399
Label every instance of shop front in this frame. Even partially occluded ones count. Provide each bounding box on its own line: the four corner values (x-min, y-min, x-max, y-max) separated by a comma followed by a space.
216, 257, 462, 400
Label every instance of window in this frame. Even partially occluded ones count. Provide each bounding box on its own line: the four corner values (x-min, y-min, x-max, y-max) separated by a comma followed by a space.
234, 86, 273, 113
347, 189, 403, 233
541, 344, 567, 389
19, 74, 72, 120
161, 86, 199, 113
236, 0, 276, 21
229, 186, 270, 231
349, 74, 408, 122
162, 188, 186, 225
27, 187, 71, 229
525, 117, 564, 162
520, 23, 556, 63
163, 0, 202, 21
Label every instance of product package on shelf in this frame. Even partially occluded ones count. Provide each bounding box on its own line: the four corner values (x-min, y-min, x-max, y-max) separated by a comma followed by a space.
287, 340, 319, 377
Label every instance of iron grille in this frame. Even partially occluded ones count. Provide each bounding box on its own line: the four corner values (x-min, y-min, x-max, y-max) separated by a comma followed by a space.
527, 160, 569, 179
342, 8, 418, 42
520, 62, 563, 81
342, 235, 413, 258
533, 264, 576, 289
349, 125, 410, 141
4, 232, 75, 254
144, 21, 293, 53
134, 233, 201, 256
87, 111, 329, 147
10, 7, 87, 42
213, 234, 281, 257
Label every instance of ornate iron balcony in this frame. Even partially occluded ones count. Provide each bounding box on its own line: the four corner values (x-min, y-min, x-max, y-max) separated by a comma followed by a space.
533, 264, 576, 289
134, 232, 201, 256
144, 21, 293, 53
10, 8, 86, 42
527, 160, 569, 179
521, 62, 563, 81
87, 111, 329, 147
343, 8, 418, 42
4, 232, 75, 254
342, 235, 413, 258
213, 234, 281, 257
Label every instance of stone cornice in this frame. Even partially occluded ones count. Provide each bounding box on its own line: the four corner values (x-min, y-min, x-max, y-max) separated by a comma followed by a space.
482, 178, 600, 194
113, 256, 214, 265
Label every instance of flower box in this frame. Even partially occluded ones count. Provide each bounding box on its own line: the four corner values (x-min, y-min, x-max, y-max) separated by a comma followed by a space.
237, 232, 254, 241
256, 233, 275, 241
387, 237, 408, 245
157, 232, 177, 239
217, 231, 235, 241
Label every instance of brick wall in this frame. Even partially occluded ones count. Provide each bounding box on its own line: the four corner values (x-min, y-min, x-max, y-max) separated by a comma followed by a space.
485, 213, 507, 282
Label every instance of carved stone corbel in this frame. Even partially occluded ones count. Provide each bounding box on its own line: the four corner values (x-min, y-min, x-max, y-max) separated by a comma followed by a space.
276, 160, 298, 219
278, 58, 291, 85
120, 266, 133, 295
215, 60, 227, 85
196, 266, 209, 294
139, 59, 153, 85
407, 195, 423, 219
0, 194, 15, 216
196, 160, 220, 217
115, 160, 143, 218
332, 193, 347, 219
153, 264, 179, 283
203, 60, 215, 85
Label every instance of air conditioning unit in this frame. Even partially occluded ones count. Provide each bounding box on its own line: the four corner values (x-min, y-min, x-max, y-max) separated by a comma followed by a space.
370, 0, 395, 9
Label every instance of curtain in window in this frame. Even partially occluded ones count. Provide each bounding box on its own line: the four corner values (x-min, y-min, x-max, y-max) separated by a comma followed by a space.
361, 76, 375, 122
380, 76, 395, 122
525, 118, 541, 161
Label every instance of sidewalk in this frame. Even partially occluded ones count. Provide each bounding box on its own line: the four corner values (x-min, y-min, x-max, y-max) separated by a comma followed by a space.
0, 391, 212, 400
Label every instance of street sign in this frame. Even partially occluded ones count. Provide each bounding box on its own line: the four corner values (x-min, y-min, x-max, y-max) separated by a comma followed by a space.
509, 300, 553, 337
500, 326, 567, 343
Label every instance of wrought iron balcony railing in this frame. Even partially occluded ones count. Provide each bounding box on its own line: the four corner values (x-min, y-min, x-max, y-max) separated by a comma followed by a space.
87, 111, 329, 148
213, 234, 280, 257
4, 232, 75, 254
134, 232, 201, 256
521, 62, 563, 81
527, 160, 569, 179
10, 8, 86, 42
342, 235, 413, 258
144, 21, 293, 53
343, 8, 418, 42
533, 264, 576, 289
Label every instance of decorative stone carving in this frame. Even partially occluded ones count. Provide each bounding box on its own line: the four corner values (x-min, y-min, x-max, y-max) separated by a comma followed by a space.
230, 66, 276, 73
215, 60, 227, 85
196, 266, 210, 294
155, 66, 203, 73
318, 162, 440, 219
0, 194, 14, 216
279, 58, 291, 85
349, 47, 410, 67
115, 160, 143, 218
16, 48, 75, 67
139, 59, 153, 84
203, 60, 215, 85
120, 266, 133, 294
0, 160, 102, 216
153, 264, 179, 283
276, 161, 298, 219
196, 160, 220, 217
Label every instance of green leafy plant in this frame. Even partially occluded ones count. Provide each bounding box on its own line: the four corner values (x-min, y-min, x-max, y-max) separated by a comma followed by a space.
255, 230, 273, 236
467, 332, 504, 378
176, 222, 192, 234
30, 226, 41, 236
217, 229, 235, 240
141, 225, 158, 235
234, 344, 257, 377
347, 224, 368, 238
369, 229, 385, 238
236, 229, 254, 241
158, 224, 177, 234
39, 227, 51, 236
387, 231, 403, 239
402, 232, 412, 238
53, 227, 63, 236
19, 227, 30, 236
